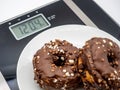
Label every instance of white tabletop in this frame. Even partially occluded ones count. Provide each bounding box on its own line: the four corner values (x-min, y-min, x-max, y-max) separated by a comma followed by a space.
0, 0, 55, 23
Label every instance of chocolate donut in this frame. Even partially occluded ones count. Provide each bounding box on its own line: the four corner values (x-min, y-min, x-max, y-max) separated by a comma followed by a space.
33, 39, 81, 90
79, 37, 120, 90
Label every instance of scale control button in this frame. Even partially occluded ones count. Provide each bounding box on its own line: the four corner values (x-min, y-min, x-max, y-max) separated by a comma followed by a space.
17, 18, 21, 21
35, 11, 39, 13
8, 22, 11, 25
27, 15, 30, 17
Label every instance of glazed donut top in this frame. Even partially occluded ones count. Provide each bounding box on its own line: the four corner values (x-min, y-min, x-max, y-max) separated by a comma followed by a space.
83, 37, 120, 83
33, 39, 79, 80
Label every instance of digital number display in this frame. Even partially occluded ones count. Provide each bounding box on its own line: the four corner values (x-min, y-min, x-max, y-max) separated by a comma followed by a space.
9, 14, 51, 40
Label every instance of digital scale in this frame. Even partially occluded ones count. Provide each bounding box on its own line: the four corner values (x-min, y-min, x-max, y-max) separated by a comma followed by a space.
0, 0, 120, 90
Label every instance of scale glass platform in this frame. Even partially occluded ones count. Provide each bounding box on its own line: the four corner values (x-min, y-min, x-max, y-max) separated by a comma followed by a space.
0, 0, 120, 90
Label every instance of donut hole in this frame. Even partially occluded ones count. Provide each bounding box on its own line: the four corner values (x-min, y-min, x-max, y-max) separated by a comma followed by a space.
107, 54, 114, 63
107, 52, 116, 67
53, 55, 66, 66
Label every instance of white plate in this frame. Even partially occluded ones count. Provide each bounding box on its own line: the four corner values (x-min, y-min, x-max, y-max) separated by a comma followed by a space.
17, 25, 120, 90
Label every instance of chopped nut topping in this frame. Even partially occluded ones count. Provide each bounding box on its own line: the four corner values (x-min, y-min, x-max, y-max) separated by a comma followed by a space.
118, 77, 120, 80
104, 50, 107, 52
108, 78, 111, 80
78, 57, 83, 65
95, 42, 99, 44
34, 68, 36, 71
47, 53, 50, 55
53, 79, 58, 83
103, 39, 106, 43
71, 73, 74, 76
87, 54, 91, 58
110, 73, 115, 78
79, 70, 83, 73
97, 47, 100, 49
102, 44, 105, 47
65, 72, 70, 77
63, 69, 67, 73
101, 58, 105, 62
118, 70, 120, 73
74, 50, 77, 53
68, 59, 74, 64
51, 69, 55, 72
114, 61, 119, 65
61, 57, 65, 61
98, 79, 102, 83
40, 80, 44, 84
60, 49, 64, 53
37, 56, 40, 59
114, 70, 118, 75
36, 60, 39, 64
109, 42, 113, 46
86, 45, 90, 48
43, 50, 46, 52
51, 64, 55, 67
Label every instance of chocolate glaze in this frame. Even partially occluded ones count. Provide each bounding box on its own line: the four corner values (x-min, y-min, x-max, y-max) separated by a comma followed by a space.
33, 37, 120, 90
79, 37, 120, 90
33, 39, 81, 90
